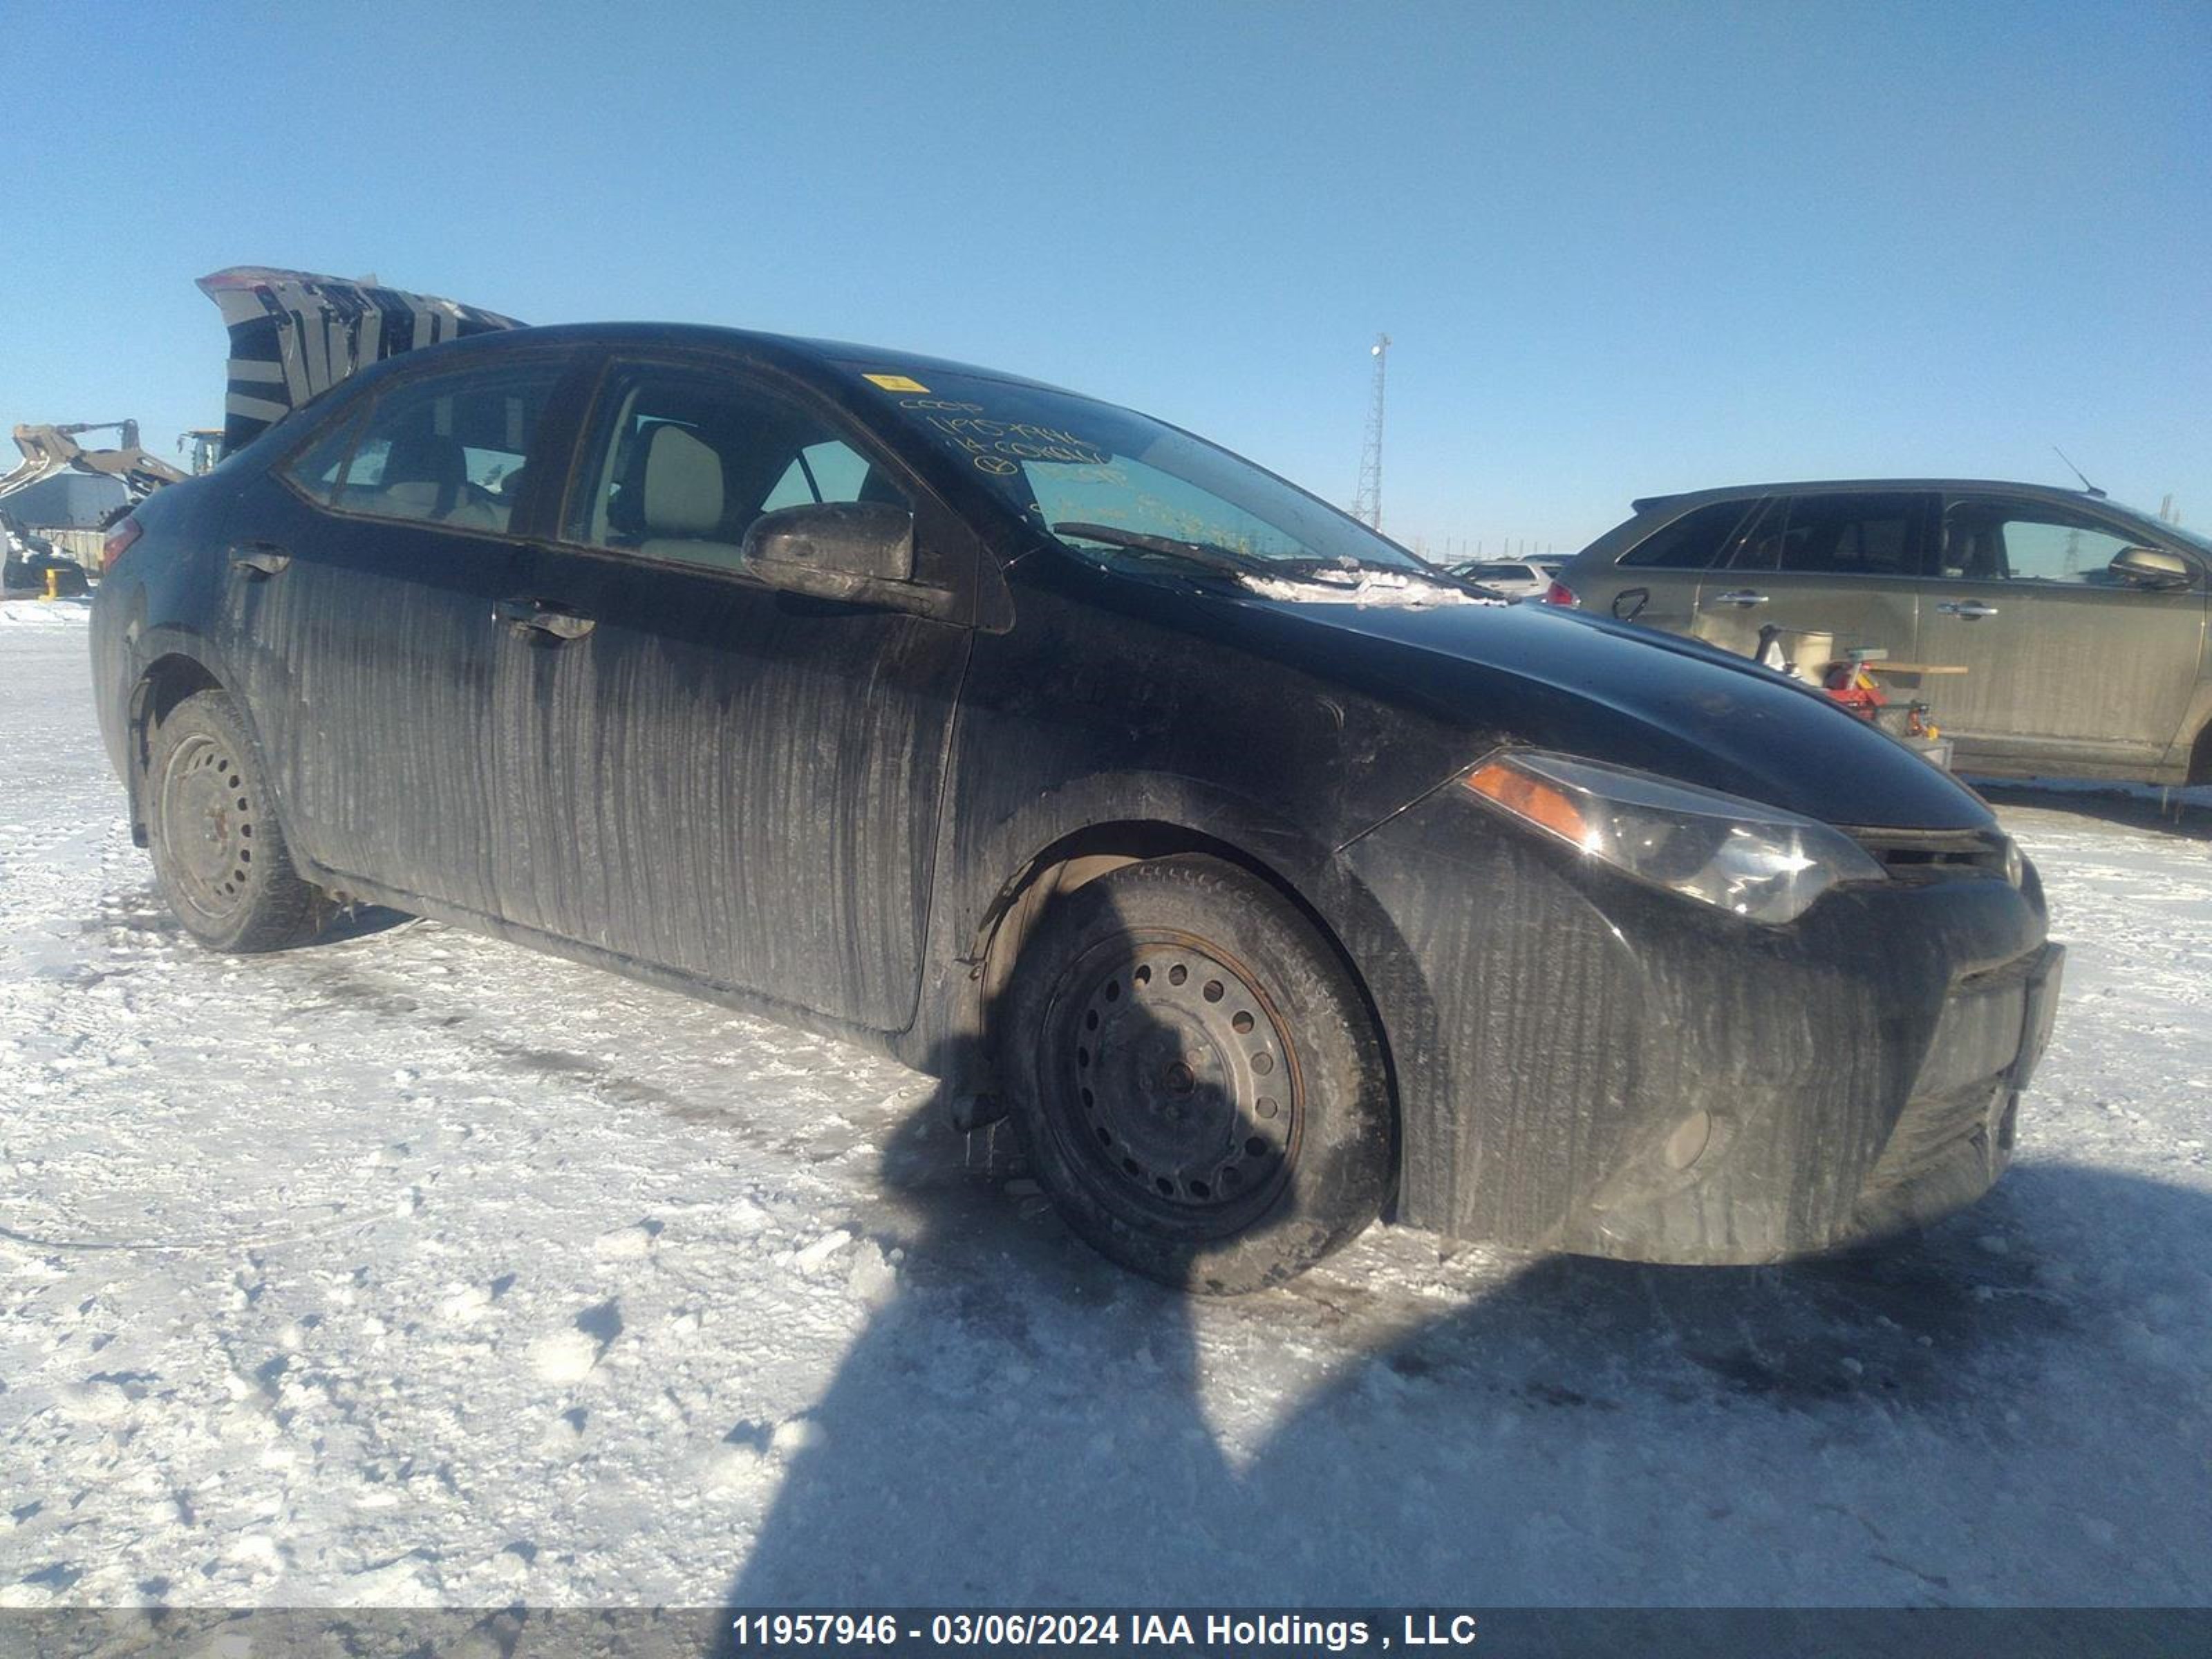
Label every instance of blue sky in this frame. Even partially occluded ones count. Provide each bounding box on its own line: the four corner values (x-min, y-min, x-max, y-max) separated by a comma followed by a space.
3, 1, 2204, 552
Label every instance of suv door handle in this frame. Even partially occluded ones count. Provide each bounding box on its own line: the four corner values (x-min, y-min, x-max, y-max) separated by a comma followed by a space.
1711, 588, 1769, 608
227, 542, 291, 577
1937, 600, 2000, 619
494, 597, 596, 641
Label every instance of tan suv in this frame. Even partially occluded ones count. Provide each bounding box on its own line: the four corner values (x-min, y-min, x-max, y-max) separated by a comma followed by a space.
1548, 480, 2212, 786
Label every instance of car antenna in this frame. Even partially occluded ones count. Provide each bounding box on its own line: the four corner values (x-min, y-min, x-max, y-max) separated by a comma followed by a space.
2052, 444, 2107, 498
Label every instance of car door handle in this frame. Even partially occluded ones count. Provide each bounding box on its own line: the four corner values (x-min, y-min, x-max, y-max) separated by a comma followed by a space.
227, 542, 291, 577
494, 597, 597, 641
1711, 588, 1769, 608
1937, 600, 2000, 619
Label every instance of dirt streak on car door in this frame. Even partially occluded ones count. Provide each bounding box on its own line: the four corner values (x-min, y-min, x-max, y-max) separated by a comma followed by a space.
489, 550, 971, 1032
214, 359, 569, 919
238, 508, 526, 917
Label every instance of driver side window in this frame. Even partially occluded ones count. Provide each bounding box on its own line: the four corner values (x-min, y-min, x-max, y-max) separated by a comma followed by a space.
562, 365, 910, 576
1943, 503, 2141, 585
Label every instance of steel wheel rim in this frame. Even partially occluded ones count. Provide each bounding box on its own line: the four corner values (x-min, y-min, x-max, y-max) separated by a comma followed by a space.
1042, 927, 1302, 1230
158, 732, 256, 923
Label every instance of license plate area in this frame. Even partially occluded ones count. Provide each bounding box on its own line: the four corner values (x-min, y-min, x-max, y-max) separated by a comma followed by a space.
1910, 941, 2064, 1102
2012, 942, 2065, 1089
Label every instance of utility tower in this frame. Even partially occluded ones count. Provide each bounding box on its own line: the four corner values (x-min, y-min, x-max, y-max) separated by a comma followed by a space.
1351, 332, 1390, 529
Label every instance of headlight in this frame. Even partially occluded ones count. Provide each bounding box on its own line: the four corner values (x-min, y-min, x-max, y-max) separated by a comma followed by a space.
1461, 750, 1886, 925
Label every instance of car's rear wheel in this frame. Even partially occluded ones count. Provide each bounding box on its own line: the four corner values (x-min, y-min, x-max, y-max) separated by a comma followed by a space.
1000, 854, 1393, 1294
147, 688, 330, 953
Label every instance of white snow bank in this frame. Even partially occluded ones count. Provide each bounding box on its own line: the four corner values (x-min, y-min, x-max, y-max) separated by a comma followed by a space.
0, 597, 92, 626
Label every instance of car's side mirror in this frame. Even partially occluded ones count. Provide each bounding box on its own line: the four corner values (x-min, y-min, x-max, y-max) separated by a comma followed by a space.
740, 501, 953, 616
2109, 545, 2193, 590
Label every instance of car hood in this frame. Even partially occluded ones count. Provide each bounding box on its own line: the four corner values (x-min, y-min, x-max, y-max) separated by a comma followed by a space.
1201, 585, 1995, 832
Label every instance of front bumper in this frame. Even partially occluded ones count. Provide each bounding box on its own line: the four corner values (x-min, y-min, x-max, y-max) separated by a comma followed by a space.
1340, 789, 2060, 1264
1844, 940, 2061, 1246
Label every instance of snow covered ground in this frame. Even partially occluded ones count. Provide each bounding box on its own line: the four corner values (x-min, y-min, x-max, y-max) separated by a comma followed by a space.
1, 602, 2207, 1610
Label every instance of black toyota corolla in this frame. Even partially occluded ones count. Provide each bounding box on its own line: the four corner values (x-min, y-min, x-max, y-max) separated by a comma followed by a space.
91, 273, 2062, 1291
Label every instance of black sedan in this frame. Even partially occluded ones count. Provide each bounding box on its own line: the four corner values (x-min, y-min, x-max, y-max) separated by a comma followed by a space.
90, 299, 2061, 1291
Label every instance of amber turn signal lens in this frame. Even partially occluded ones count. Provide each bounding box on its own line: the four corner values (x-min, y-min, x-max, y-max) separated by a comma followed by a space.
1463, 758, 1588, 845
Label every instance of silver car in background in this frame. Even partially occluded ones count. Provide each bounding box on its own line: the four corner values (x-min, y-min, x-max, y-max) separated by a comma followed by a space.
1450, 557, 1560, 601
1547, 480, 2211, 787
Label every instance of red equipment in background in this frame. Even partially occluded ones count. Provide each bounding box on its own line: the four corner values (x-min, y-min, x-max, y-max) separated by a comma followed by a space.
1822, 659, 1887, 720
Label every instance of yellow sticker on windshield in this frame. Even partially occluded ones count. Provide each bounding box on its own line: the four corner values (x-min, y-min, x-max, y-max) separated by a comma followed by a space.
863, 373, 930, 393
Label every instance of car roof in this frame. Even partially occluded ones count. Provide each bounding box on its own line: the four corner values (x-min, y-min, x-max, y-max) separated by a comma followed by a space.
439, 320, 1082, 395
1628, 479, 2110, 514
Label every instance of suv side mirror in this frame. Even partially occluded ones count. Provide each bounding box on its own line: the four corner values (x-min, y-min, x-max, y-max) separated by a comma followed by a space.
740, 501, 942, 612
2109, 545, 2193, 590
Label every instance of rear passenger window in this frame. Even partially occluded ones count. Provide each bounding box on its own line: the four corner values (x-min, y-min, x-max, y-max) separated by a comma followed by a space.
1620, 500, 1762, 568
1733, 493, 1933, 576
563, 366, 910, 574
292, 362, 561, 536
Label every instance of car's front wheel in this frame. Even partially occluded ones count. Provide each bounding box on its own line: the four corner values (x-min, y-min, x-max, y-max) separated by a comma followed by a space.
146, 688, 330, 953
1000, 854, 1394, 1294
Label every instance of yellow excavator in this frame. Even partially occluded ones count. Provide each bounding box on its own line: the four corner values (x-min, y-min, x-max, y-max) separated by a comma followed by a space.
1, 420, 190, 595
1, 420, 189, 507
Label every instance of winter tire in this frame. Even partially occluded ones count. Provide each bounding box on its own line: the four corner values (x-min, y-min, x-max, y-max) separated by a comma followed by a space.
1001, 854, 1394, 1294
147, 688, 330, 953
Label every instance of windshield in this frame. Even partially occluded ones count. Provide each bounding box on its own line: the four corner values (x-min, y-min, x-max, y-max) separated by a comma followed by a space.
847, 366, 1430, 574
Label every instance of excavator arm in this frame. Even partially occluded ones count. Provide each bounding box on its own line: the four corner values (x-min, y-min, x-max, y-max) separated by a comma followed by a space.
0, 421, 189, 514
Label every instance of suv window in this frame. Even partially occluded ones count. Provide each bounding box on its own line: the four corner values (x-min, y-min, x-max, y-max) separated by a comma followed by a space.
564, 366, 910, 574
1944, 500, 2159, 585
1729, 492, 1933, 576
285, 362, 560, 535
1620, 499, 1762, 569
